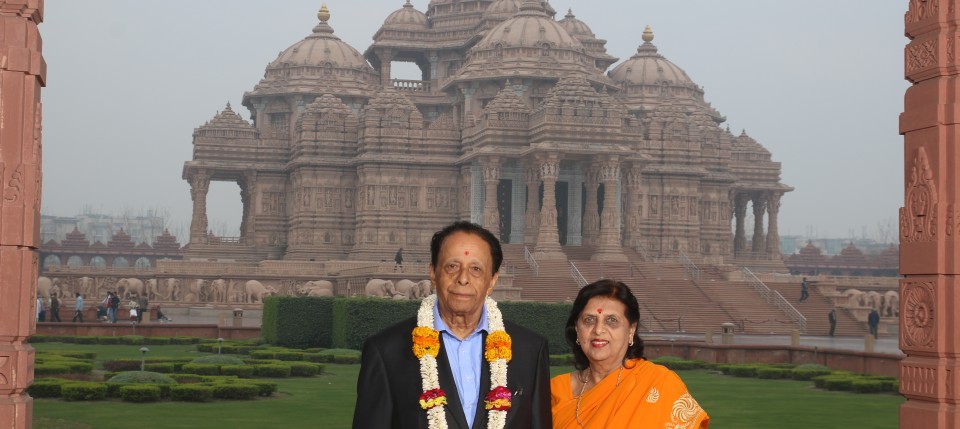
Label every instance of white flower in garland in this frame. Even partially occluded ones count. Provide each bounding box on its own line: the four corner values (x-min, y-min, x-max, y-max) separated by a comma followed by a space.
413, 294, 512, 429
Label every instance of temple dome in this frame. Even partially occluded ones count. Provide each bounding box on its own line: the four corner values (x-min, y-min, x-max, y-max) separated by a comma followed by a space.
267, 5, 370, 71
558, 8, 594, 38
474, 0, 581, 52
382, 0, 428, 29
609, 26, 695, 88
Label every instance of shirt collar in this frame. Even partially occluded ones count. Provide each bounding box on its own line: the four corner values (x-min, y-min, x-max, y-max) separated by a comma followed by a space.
433, 298, 489, 335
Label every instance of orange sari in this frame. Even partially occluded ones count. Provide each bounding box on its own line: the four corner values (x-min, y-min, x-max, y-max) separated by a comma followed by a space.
551, 359, 709, 429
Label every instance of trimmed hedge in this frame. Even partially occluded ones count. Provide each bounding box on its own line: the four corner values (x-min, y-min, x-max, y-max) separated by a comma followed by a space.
262, 296, 338, 348
181, 363, 220, 376
34, 363, 71, 375
221, 365, 256, 378
191, 355, 245, 366
289, 362, 321, 377
143, 363, 175, 374
245, 380, 278, 396
211, 383, 259, 400
791, 363, 832, 381
498, 301, 571, 355
332, 298, 420, 350
169, 374, 204, 384
28, 378, 67, 398
549, 354, 574, 366
757, 367, 791, 379
170, 384, 214, 402
107, 371, 177, 385
120, 385, 161, 402
61, 382, 108, 401
254, 364, 291, 378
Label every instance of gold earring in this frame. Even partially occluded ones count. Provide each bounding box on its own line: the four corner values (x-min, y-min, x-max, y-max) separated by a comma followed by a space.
576, 338, 581, 345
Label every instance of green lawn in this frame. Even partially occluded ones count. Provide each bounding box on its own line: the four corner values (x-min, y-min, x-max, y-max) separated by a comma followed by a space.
32, 343, 903, 429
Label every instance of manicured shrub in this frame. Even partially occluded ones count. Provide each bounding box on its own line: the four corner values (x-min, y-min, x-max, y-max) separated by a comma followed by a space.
118, 335, 145, 345
34, 363, 71, 375
103, 360, 142, 372
825, 377, 855, 391
651, 357, 704, 371
75, 336, 99, 344
47, 351, 97, 360
728, 365, 760, 378
195, 343, 215, 353
289, 362, 320, 377
106, 371, 177, 385
263, 296, 338, 348
254, 364, 291, 378
245, 380, 278, 396
97, 336, 121, 345
792, 363, 833, 380
211, 383, 259, 400
61, 382, 108, 401
28, 378, 66, 398
170, 384, 214, 402
333, 354, 361, 365
145, 337, 172, 345
851, 379, 884, 393
498, 301, 572, 355
757, 367, 791, 379
28, 335, 51, 343
199, 375, 239, 383
169, 374, 203, 384
249, 350, 276, 360
181, 363, 220, 376
119, 384, 161, 402
221, 365, 256, 378
171, 337, 201, 345
143, 363, 175, 373
550, 354, 574, 366
191, 355, 245, 366
274, 351, 307, 361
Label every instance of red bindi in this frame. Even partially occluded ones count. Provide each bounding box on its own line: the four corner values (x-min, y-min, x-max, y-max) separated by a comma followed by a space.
597, 308, 602, 314
464, 251, 469, 255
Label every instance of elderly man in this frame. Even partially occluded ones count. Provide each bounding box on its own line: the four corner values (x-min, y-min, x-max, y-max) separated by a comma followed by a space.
353, 221, 552, 429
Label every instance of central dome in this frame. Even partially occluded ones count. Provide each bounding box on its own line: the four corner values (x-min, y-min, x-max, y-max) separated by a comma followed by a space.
267, 5, 371, 71
474, 0, 581, 51
608, 26, 694, 88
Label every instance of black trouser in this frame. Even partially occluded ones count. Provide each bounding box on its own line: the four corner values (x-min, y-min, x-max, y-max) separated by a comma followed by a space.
72, 310, 83, 322
137, 307, 145, 323
50, 308, 61, 322
829, 322, 835, 336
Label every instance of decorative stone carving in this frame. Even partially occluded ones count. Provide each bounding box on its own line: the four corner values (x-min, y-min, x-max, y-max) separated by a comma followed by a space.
901, 147, 938, 243
906, 39, 937, 74
901, 280, 936, 350
906, 0, 939, 24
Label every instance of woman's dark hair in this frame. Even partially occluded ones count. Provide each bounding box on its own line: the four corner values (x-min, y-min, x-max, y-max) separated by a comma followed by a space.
564, 279, 644, 370
429, 221, 503, 275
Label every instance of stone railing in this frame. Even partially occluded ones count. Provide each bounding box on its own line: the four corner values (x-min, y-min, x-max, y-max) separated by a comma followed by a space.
569, 262, 587, 288
679, 249, 701, 281
741, 267, 807, 332
523, 246, 539, 277
392, 79, 431, 93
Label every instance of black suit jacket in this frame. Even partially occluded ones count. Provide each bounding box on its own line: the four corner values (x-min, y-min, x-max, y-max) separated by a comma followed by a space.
352, 316, 553, 429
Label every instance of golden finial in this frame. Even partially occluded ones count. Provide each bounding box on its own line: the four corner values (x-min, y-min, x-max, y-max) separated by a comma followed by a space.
318, 4, 330, 23
642, 25, 654, 43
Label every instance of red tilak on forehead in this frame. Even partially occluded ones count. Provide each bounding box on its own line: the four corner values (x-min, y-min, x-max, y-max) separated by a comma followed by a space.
464, 251, 470, 256
597, 308, 602, 314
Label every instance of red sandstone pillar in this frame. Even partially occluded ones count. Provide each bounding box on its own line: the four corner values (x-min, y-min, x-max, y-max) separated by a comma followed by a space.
900, 2, 960, 427
523, 164, 539, 245
593, 157, 626, 262
533, 153, 565, 260
622, 164, 643, 249
481, 156, 501, 238
0, 1, 44, 428
733, 193, 747, 254
581, 163, 600, 246
750, 193, 766, 254
765, 192, 781, 257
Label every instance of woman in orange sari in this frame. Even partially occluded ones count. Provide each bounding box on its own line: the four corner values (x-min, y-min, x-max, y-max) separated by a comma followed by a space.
551, 279, 709, 429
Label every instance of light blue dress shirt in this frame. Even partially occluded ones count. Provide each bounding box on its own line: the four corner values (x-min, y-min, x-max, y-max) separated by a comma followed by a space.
434, 301, 488, 429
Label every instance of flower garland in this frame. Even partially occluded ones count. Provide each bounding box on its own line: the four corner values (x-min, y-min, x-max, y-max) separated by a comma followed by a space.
413, 294, 512, 429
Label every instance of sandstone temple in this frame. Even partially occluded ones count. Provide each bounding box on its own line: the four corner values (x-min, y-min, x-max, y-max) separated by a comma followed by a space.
182, 0, 792, 266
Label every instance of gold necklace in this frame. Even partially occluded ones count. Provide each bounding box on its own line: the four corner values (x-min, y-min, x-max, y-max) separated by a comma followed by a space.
575, 366, 623, 429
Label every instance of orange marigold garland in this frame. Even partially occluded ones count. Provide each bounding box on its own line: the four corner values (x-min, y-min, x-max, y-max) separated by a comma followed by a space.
415, 295, 512, 429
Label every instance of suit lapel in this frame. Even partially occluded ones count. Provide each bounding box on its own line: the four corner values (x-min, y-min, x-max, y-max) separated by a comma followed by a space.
471, 330, 491, 428
437, 343, 469, 429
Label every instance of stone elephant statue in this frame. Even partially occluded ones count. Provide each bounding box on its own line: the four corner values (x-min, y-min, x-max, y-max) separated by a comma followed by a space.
841, 288, 864, 307
155, 278, 180, 301
37, 276, 60, 300
882, 291, 900, 317
864, 291, 882, 310
211, 279, 230, 302
365, 279, 397, 298
299, 280, 334, 297
394, 279, 432, 299
117, 278, 145, 300
244, 280, 275, 303
77, 276, 94, 298
182, 279, 205, 303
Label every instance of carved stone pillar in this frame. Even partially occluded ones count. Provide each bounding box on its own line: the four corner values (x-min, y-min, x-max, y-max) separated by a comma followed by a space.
523, 165, 540, 245
765, 192, 781, 257
733, 193, 748, 253
379, 49, 393, 89
188, 171, 210, 245
0, 2, 43, 428
534, 153, 565, 261
240, 171, 258, 242
593, 158, 627, 261
622, 164, 643, 249
481, 157, 501, 238
460, 165, 473, 221
581, 163, 600, 246
750, 193, 766, 254
899, 3, 960, 427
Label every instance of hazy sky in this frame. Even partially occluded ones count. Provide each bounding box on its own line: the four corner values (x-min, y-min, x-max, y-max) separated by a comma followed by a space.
40, 0, 907, 244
